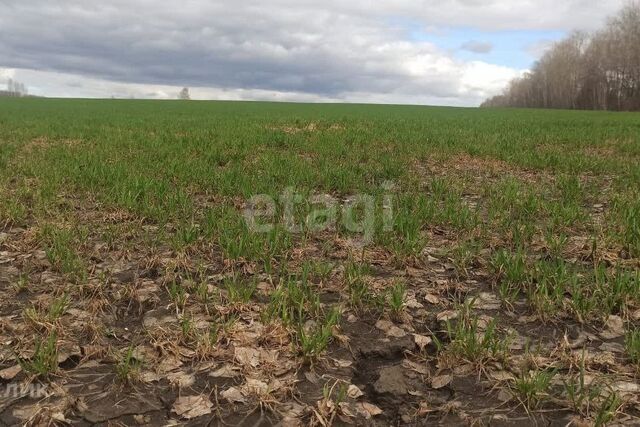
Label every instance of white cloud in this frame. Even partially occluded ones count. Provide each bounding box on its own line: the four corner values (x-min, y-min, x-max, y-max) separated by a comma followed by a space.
526, 39, 557, 58
460, 62, 521, 102
10, 67, 339, 103
0, 68, 16, 86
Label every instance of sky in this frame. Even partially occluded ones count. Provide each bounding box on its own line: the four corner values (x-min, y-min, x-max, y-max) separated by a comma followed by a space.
0, 0, 628, 106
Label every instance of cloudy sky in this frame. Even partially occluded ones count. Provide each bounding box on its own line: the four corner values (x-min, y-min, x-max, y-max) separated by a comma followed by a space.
0, 0, 627, 106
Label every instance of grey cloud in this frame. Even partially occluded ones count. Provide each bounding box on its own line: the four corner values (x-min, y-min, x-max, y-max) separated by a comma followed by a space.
0, 0, 623, 104
0, 1, 461, 99
460, 40, 493, 54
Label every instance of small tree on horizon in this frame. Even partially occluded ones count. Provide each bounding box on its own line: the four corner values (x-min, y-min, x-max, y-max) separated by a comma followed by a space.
179, 87, 191, 100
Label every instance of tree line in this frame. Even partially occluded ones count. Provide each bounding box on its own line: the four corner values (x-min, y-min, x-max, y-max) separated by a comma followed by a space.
3, 78, 28, 97
481, 3, 640, 111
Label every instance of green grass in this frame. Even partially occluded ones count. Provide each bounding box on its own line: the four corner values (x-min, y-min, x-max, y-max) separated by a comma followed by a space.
296, 307, 341, 360
387, 281, 406, 318
267, 275, 321, 326
440, 301, 509, 364
513, 369, 557, 409
2, 98, 640, 422
115, 345, 142, 383
224, 274, 257, 304
40, 225, 87, 282
24, 294, 70, 325
625, 328, 640, 365
2, 99, 639, 320
18, 332, 59, 378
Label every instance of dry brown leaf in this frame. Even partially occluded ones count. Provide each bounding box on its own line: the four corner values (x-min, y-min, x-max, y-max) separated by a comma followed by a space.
375, 320, 406, 338
375, 319, 392, 332
387, 325, 406, 338
282, 402, 306, 420
136, 280, 159, 303
402, 359, 429, 375
140, 371, 162, 383
413, 334, 432, 351
333, 358, 353, 368
166, 371, 195, 388
476, 315, 494, 330
235, 346, 261, 368
245, 378, 269, 396
347, 384, 364, 399
51, 412, 67, 423
431, 374, 452, 389
507, 331, 526, 350
436, 310, 457, 322
57, 343, 82, 364
133, 414, 151, 425
497, 388, 513, 402
304, 371, 320, 384
417, 401, 435, 416
221, 386, 246, 403
131, 345, 156, 363
355, 402, 383, 419
0, 364, 21, 380
339, 402, 356, 418
172, 395, 212, 419
158, 355, 183, 373
405, 295, 424, 309
209, 364, 240, 378
269, 378, 288, 392
488, 370, 515, 382
256, 281, 272, 294
452, 364, 474, 376
600, 315, 624, 339
472, 292, 501, 310
424, 293, 440, 305
517, 315, 538, 324
178, 347, 196, 359
142, 311, 175, 328
281, 417, 302, 427
333, 330, 351, 346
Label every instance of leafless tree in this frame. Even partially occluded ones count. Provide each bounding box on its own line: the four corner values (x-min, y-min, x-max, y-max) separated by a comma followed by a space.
179, 87, 191, 100
482, 2, 640, 111
5, 78, 28, 97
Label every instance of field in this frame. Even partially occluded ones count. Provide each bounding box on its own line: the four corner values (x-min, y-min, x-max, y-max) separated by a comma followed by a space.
1, 98, 640, 426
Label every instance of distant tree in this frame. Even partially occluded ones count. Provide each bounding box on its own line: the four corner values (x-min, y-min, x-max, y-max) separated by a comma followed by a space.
5, 78, 27, 97
179, 87, 191, 100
